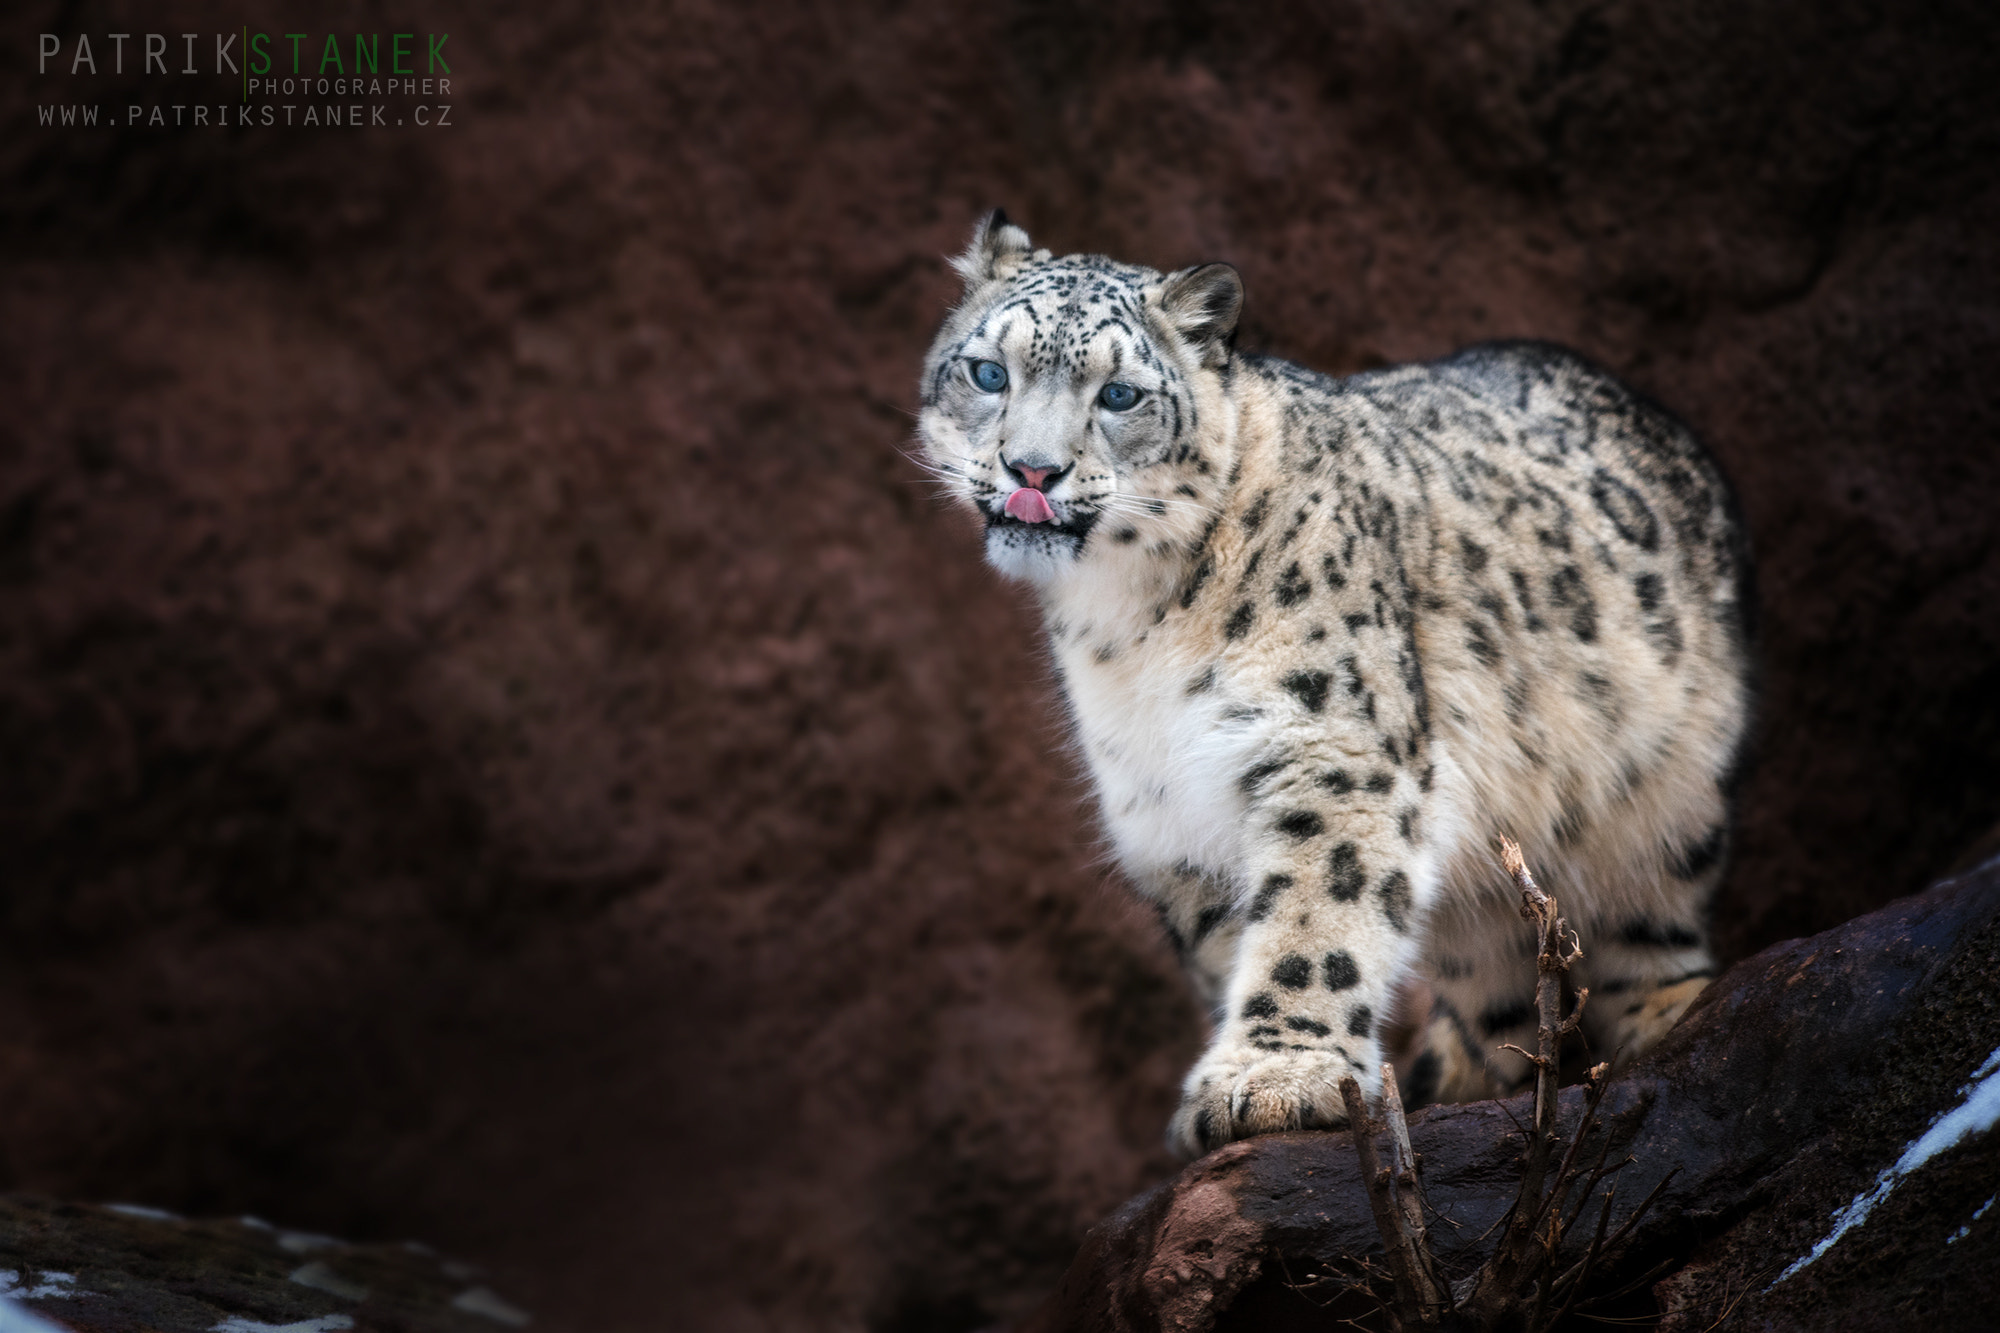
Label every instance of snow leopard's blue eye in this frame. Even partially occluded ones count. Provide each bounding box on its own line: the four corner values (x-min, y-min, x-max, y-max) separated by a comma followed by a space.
971, 360, 1008, 393
1099, 381, 1141, 412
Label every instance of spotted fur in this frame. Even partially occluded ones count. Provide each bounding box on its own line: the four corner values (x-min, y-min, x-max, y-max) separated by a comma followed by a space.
917, 213, 1754, 1156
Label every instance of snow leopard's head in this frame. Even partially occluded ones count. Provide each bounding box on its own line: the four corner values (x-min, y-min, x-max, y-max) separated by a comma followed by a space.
917, 211, 1242, 584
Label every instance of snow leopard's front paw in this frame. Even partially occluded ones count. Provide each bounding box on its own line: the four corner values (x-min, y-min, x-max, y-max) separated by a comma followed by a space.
1168, 1038, 1373, 1157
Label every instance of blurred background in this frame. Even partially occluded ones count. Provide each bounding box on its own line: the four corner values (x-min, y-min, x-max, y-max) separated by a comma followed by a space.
3, 1, 1997, 1329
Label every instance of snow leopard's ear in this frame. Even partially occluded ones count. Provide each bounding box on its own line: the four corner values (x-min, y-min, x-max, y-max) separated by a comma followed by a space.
1154, 263, 1243, 367
951, 209, 1036, 289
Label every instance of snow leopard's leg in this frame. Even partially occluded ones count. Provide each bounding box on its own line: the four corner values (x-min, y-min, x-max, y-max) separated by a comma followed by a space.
1417, 921, 1715, 1101
1141, 861, 1245, 1014
1407, 836, 1725, 1107
1576, 838, 1724, 1069
1169, 752, 1437, 1156
1400, 995, 1495, 1107
1414, 906, 1547, 1105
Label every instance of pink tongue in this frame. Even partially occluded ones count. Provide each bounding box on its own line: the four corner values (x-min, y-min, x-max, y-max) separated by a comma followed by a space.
1005, 488, 1056, 524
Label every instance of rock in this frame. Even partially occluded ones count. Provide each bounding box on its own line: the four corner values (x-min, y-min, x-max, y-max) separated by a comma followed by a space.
0, 1196, 532, 1333
1026, 853, 2000, 1331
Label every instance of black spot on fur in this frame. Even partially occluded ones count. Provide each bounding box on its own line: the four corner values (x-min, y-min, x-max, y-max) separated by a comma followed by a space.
1282, 669, 1331, 713
1241, 489, 1272, 534
1276, 809, 1325, 840
1554, 795, 1587, 847
1669, 824, 1727, 880
1620, 918, 1703, 949
1398, 807, 1418, 843
1457, 534, 1489, 573
1378, 870, 1413, 932
1114, 527, 1139, 544
1187, 665, 1217, 695
1634, 571, 1664, 614
1193, 903, 1232, 943
1418, 765, 1435, 792
1510, 569, 1547, 631
1319, 769, 1354, 795
1272, 954, 1313, 989
1465, 619, 1500, 667
1481, 999, 1537, 1035
1275, 562, 1312, 606
1180, 556, 1216, 610
1319, 554, 1347, 589
1346, 1006, 1374, 1038
1323, 950, 1360, 990
1247, 874, 1291, 922
1239, 759, 1285, 794
1338, 655, 1363, 697
1248, 1024, 1282, 1039
1646, 611, 1684, 665
1225, 602, 1256, 639
1406, 1050, 1441, 1106
1578, 671, 1618, 721
1365, 772, 1394, 794
1344, 613, 1371, 633
1590, 469, 1661, 552
1327, 842, 1365, 901
1194, 1108, 1215, 1146
1547, 565, 1598, 642
1286, 1015, 1331, 1037
1242, 992, 1280, 1020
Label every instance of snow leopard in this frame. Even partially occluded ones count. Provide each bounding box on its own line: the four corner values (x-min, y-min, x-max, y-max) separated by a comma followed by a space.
916, 212, 1754, 1156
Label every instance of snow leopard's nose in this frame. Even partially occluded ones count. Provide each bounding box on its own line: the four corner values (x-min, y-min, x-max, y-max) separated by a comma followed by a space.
1008, 461, 1071, 491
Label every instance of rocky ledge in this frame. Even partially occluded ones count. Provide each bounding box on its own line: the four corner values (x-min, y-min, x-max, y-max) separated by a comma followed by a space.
0, 1198, 531, 1333
1027, 854, 2000, 1332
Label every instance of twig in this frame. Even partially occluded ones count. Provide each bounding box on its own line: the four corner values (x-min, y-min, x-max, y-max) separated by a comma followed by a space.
1341, 1074, 1447, 1327
1383, 1063, 1449, 1323
1459, 837, 1614, 1331
1545, 1184, 1616, 1329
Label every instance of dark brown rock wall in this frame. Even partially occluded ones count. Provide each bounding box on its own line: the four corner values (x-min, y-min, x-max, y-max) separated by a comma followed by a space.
1, 1, 1996, 1329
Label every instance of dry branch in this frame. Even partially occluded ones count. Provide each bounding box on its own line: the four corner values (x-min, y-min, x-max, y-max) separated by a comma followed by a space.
1341, 1073, 1448, 1328
1339, 835, 1665, 1331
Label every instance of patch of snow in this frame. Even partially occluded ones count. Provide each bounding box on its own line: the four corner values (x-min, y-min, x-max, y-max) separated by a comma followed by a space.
0, 1296, 71, 1333
450, 1287, 531, 1327
0, 1274, 78, 1302
1770, 1044, 2000, 1288
103, 1204, 179, 1222
211, 1316, 354, 1333
286, 1263, 368, 1303
1947, 1193, 1996, 1245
